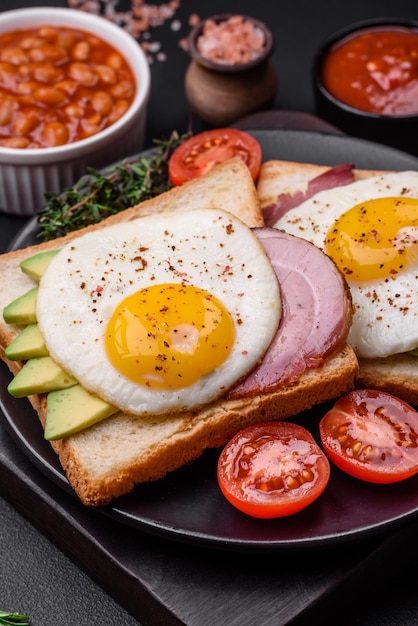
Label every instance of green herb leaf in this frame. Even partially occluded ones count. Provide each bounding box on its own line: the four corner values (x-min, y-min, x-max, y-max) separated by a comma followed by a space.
0, 612, 29, 625
37, 130, 189, 241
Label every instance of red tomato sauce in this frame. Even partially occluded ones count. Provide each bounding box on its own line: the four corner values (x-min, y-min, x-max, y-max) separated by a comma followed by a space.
0, 25, 136, 149
321, 26, 418, 115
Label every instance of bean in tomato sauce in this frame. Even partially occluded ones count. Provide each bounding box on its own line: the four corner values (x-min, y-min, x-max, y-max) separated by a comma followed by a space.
321, 26, 418, 116
0, 25, 136, 148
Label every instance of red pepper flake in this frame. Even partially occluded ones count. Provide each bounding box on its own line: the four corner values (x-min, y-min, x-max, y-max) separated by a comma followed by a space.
90, 285, 104, 298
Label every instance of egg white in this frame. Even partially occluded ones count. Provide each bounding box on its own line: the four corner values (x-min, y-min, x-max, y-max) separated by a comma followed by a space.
36, 208, 281, 416
273, 171, 418, 359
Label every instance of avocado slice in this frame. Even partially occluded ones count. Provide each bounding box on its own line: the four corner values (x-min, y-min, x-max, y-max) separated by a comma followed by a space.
20, 249, 60, 281
45, 384, 118, 440
5, 324, 48, 360
7, 356, 77, 398
3, 287, 38, 325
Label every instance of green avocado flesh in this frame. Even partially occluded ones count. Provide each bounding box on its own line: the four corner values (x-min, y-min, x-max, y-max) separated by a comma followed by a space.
7, 356, 78, 398
4, 250, 118, 439
3, 287, 38, 325
45, 385, 119, 441
5, 324, 48, 360
20, 249, 60, 281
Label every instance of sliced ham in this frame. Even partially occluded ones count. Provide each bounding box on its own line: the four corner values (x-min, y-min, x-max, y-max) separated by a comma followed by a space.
262, 163, 355, 226
227, 228, 352, 399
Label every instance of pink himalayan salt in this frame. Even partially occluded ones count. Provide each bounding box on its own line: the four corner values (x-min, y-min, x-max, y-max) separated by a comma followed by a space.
197, 15, 265, 65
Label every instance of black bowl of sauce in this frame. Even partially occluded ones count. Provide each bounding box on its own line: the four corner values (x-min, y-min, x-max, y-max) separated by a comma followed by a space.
313, 18, 418, 155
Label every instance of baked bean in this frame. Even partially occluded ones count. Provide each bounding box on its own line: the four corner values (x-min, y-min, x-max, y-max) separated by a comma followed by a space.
91, 90, 113, 115
33, 86, 67, 106
0, 25, 136, 149
54, 79, 78, 96
19, 37, 44, 50
56, 31, 78, 50
107, 99, 130, 124
86, 36, 102, 48
28, 44, 68, 64
81, 112, 102, 136
95, 64, 117, 84
72, 41, 91, 61
33, 64, 64, 84
1, 136, 30, 148
0, 46, 29, 66
38, 27, 59, 41
12, 110, 38, 136
106, 52, 124, 71
0, 62, 15, 87
0, 96, 17, 126
64, 102, 84, 118
42, 121, 69, 146
15, 80, 40, 96
17, 63, 32, 78
68, 62, 98, 86
110, 80, 134, 99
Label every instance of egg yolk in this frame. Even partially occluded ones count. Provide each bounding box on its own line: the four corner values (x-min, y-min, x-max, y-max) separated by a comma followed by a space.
105, 283, 235, 389
325, 197, 418, 282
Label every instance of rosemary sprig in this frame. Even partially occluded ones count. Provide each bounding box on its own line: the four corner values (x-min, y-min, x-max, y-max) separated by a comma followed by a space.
37, 130, 189, 241
0, 612, 29, 625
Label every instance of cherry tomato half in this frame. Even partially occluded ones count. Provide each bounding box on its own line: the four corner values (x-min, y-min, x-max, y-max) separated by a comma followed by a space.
168, 128, 262, 185
217, 421, 330, 518
319, 389, 418, 484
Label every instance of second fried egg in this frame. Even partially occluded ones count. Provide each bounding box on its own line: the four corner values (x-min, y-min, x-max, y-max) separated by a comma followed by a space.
274, 171, 418, 359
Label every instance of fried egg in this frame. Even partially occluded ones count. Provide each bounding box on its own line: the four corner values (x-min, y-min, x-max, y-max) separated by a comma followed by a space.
36, 208, 281, 416
273, 171, 418, 359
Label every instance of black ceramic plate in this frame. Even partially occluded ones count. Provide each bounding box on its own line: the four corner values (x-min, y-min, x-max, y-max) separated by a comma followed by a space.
2, 129, 418, 551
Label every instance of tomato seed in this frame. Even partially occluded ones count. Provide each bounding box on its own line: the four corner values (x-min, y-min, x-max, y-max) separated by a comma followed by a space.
352, 441, 362, 455
362, 444, 373, 458
286, 476, 299, 490
302, 468, 314, 482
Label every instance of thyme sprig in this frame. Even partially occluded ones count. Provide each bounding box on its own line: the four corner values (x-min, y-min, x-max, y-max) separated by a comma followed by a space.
37, 130, 189, 241
0, 612, 29, 625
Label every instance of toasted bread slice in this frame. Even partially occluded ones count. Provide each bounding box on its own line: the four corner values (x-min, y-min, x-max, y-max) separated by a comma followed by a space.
257, 159, 386, 209
0, 158, 357, 506
257, 159, 417, 406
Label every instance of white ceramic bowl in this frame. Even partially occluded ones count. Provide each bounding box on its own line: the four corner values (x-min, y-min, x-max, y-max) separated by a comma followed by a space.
0, 7, 151, 215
